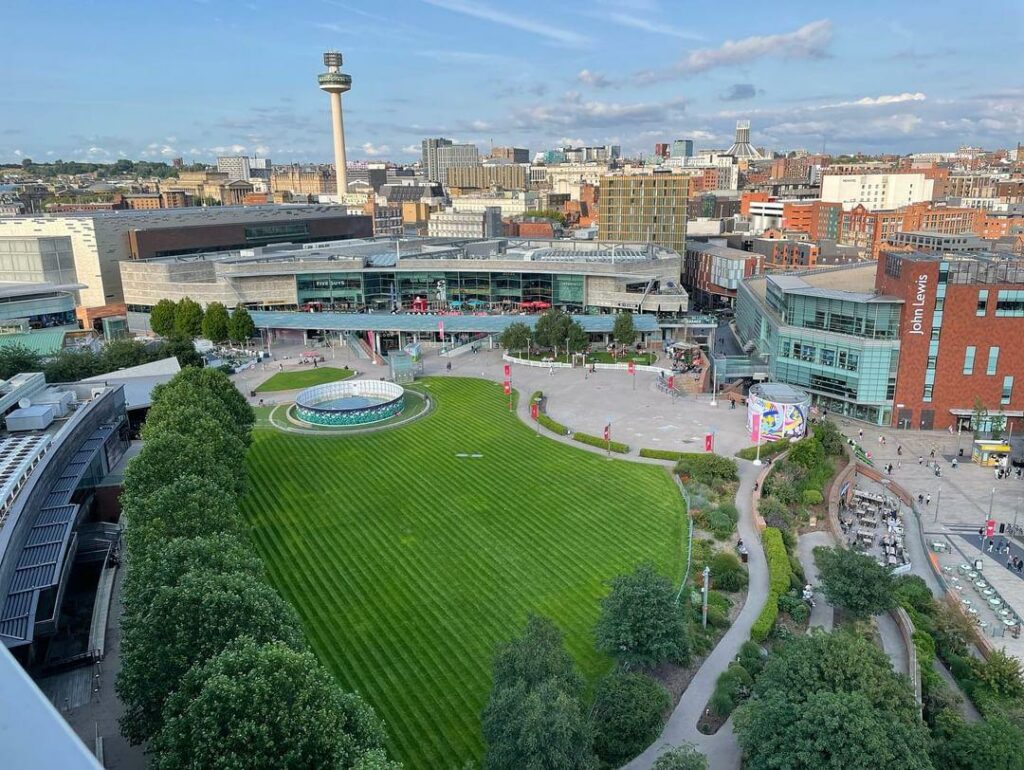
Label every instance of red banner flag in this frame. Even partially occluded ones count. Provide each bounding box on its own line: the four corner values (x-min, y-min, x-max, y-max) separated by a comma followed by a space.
751, 413, 761, 443
503, 380, 511, 395
627, 361, 635, 374
438, 320, 445, 342
986, 519, 996, 538
705, 433, 714, 452
503, 363, 511, 378
603, 424, 610, 441
530, 403, 539, 420
667, 375, 674, 389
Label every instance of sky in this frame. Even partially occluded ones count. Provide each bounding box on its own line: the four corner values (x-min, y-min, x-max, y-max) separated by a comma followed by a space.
4, 0, 1023, 164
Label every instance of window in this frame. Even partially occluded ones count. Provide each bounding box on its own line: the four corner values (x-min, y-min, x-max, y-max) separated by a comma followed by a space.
1003, 376, 1014, 405
963, 346, 976, 375
923, 384, 933, 402
996, 290, 1024, 317
977, 290, 989, 316
988, 347, 1000, 376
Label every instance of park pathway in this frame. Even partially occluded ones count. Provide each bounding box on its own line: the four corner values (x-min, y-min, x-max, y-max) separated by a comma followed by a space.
796, 531, 835, 632
624, 461, 768, 770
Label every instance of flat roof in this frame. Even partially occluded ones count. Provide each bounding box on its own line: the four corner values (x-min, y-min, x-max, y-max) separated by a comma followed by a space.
251, 311, 660, 334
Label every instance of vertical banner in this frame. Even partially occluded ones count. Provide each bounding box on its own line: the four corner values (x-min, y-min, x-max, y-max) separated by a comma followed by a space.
705, 433, 714, 452
627, 361, 635, 375
986, 519, 996, 538
504, 363, 511, 378
503, 380, 511, 395
667, 375, 674, 390
438, 320, 445, 342
751, 412, 761, 444
530, 402, 539, 420
603, 424, 611, 441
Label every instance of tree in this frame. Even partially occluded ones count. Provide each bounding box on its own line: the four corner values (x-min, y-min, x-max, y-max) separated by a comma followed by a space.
532, 308, 573, 351
566, 321, 588, 354
99, 338, 156, 371
595, 563, 690, 669
149, 367, 254, 442
174, 296, 204, 339
141, 405, 247, 470
44, 348, 102, 382
150, 298, 178, 337
117, 570, 304, 745
652, 744, 708, 770
972, 648, 1024, 700
972, 396, 989, 436
814, 547, 896, 619
158, 332, 203, 368
591, 671, 669, 767
202, 301, 230, 343
931, 712, 1024, 770
814, 419, 846, 457
482, 615, 595, 770
121, 432, 244, 508
228, 306, 256, 344
0, 343, 42, 379
151, 639, 390, 770
499, 321, 531, 355
734, 631, 930, 770
613, 312, 636, 347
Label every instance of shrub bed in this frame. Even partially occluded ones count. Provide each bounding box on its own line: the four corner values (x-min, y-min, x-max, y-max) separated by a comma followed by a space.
538, 413, 570, 435
751, 527, 791, 642
735, 440, 791, 461
574, 431, 630, 453
638, 448, 686, 461
675, 454, 739, 486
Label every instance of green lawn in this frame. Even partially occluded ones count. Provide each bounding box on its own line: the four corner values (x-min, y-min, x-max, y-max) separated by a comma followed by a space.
254, 366, 354, 392
242, 378, 685, 769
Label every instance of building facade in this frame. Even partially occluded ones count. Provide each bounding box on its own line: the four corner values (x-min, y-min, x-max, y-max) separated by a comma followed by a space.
446, 164, 528, 191
683, 241, 762, 310
270, 165, 336, 195
490, 147, 529, 164
421, 137, 453, 183
427, 208, 502, 239
598, 173, 689, 254
821, 172, 934, 211
435, 144, 480, 186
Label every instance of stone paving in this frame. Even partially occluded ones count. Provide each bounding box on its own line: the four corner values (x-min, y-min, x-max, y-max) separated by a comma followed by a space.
796, 531, 835, 632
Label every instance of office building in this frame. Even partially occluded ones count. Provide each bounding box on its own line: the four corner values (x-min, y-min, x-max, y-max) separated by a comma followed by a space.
421, 138, 453, 183
599, 173, 689, 254
683, 241, 762, 310
435, 144, 480, 186
249, 157, 272, 181
446, 164, 528, 191
427, 207, 502, 239
449, 191, 538, 217
217, 156, 251, 181
654, 143, 670, 159
821, 172, 934, 211
887, 232, 983, 252
490, 147, 530, 164
672, 140, 694, 158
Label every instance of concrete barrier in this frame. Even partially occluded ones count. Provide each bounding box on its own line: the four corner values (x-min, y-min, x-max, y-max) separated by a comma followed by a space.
892, 606, 923, 707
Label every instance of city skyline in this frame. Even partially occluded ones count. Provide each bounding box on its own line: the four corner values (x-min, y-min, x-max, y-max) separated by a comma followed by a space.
4, 0, 1023, 164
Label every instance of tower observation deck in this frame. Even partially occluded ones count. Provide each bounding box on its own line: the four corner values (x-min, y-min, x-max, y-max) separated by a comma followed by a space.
318, 51, 351, 197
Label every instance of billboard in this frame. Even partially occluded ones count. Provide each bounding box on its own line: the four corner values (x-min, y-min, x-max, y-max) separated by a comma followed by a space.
746, 388, 810, 442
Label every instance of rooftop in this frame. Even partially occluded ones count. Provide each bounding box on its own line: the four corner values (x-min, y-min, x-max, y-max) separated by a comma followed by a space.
767, 264, 898, 303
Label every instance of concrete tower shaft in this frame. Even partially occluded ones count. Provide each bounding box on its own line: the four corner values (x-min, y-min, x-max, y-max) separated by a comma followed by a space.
318, 51, 351, 198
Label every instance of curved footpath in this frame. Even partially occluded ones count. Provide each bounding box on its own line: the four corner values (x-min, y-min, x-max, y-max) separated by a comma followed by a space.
796, 530, 835, 632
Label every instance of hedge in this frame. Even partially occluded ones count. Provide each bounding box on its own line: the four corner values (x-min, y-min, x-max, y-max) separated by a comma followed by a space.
674, 454, 739, 486
735, 440, 791, 461
573, 431, 630, 453
538, 413, 571, 436
751, 527, 790, 641
638, 448, 686, 461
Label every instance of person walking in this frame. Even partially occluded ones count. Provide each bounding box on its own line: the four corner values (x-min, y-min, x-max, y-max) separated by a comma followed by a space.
926, 494, 931, 505
919, 456, 924, 465
897, 458, 902, 469
952, 457, 958, 469
897, 444, 903, 456
859, 428, 864, 441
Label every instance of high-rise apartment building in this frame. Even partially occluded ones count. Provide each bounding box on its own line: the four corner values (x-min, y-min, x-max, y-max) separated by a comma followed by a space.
217, 156, 251, 181
435, 144, 480, 186
598, 173, 689, 254
421, 137, 453, 183
654, 143, 670, 159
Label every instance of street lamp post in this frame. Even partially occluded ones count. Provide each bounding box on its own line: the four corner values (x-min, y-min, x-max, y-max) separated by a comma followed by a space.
934, 476, 942, 523
701, 566, 711, 628
709, 361, 718, 407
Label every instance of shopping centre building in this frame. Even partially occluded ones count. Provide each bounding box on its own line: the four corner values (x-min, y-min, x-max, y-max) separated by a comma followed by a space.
731, 250, 1024, 430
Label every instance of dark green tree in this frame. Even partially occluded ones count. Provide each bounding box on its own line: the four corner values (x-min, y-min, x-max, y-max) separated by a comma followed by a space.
613, 312, 636, 347
591, 671, 669, 766
149, 298, 178, 337
814, 547, 896, 619
0, 343, 42, 379
566, 321, 588, 354
151, 639, 389, 770
228, 306, 256, 344
499, 321, 531, 355
813, 419, 846, 457
117, 570, 304, 744
734, 631, 931, 770
931, 712, 1024, 770
121, 432, 244, 508
482, 615, 595, 770
99, 339, 156, 371
174, 296, 204, 339
157, 332, 204, 368
972, 648, 1024, 700
532, 308, 573, 351
202, 301, 230, 343
150, 367, 254, 442
43, 348, 102, 382
651, 744, 708, 770
595, 563, 690, 669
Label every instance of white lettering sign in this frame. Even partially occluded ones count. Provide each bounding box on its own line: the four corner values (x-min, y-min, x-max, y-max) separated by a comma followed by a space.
908, 274, 929, 335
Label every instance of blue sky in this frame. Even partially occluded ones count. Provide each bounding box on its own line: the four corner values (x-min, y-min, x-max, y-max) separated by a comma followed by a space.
4, 0, 1023, 164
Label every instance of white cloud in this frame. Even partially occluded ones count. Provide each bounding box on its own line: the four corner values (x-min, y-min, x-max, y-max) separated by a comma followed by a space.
577, 69, 611, 88
361, 142, 390, 156
423, 0, 592, 47
87, 146, 110, 157
598, 13, 702, 40
254, 145, 271, 155
514, 93, 686, 130
811, 92, 927, 110
401, 144, 421, 154
637, 20, 832, 82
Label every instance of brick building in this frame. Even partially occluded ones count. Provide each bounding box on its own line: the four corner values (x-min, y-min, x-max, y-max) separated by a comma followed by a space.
782, 201, 842, 240
877, 252, 1024, 432
683, 241, 762, 309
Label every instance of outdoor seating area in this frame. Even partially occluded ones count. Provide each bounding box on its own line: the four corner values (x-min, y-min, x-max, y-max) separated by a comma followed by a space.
839, 485, 911, 573
947, 562, 1022, 637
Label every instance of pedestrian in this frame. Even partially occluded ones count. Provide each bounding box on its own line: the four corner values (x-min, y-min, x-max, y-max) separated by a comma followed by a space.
919, 456, 924, 465
930, 449, 935, 459
548, 365, 553, 376
898, 459, 902, 469
988, 540, 995, 553
859, 428, 864, 440
952, 458, 958, 469
1018, 559, 1024, 574
882, 436, 887, 446
1008, 555, 1014, 569
878, 435, 883, 445
926, 494, 931, 505
445, 361, 451, 373
897, 444, 903, 456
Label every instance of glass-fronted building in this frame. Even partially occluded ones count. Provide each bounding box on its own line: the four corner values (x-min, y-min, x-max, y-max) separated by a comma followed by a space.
735, 265, 903, 425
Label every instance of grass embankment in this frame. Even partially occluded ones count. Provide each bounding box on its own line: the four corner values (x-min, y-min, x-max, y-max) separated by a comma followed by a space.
255, 366, 354, 392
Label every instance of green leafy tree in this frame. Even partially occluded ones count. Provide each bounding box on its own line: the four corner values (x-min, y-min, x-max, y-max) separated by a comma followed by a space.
931, 712, 1024, 770
43, 348, 102, 382
814, 546, 897, 619
651, 744, 708, 770
532, 308, 573, 351
595, 563, 690, 669
202, 301, 230, 342
228, 306, 256, 344
499, 322, 531, 354
972, 648, 1024, 700
566, 321, 588, 354
352, 749, 404, 770
157, 332, 203, 368
613, 312, 637, 347
117, 570, 304, 745
734, 631, 931, 770
813, 419, 846, 457
150, 367, 254, 442
0, 343, 43, 379
121, 432, 244, 508
482, 615, 595, 770
972, 396, 989, 436
151, 639, 390, 770
591, 671, 669, 767
99, 339, 156, 371
141, 405, 246, 470
150, 298, 178, 337
787, 436, 826, 470
174, 296, 204, 339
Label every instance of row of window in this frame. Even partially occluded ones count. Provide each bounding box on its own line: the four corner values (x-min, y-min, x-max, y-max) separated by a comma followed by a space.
789, 341, 859, 371
963, 346, 1000, 376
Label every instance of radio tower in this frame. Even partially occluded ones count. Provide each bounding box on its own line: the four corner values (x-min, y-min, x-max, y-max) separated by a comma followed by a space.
318, 51, 352, 198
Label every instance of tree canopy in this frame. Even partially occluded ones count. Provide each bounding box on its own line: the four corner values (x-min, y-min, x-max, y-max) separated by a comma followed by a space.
0, 343, 42, 379
174, 297, 204, 339
532, 308, 573, 351
613, 312, 637, 347
149, 298, 178, 337
499, 321, 531, 354
595, 562, 690, 669
228, 306, 256, 343
651, 744, 708, 770
201, 301, 230, 343
591, 671, 669, 767
814, 546, 897, 619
